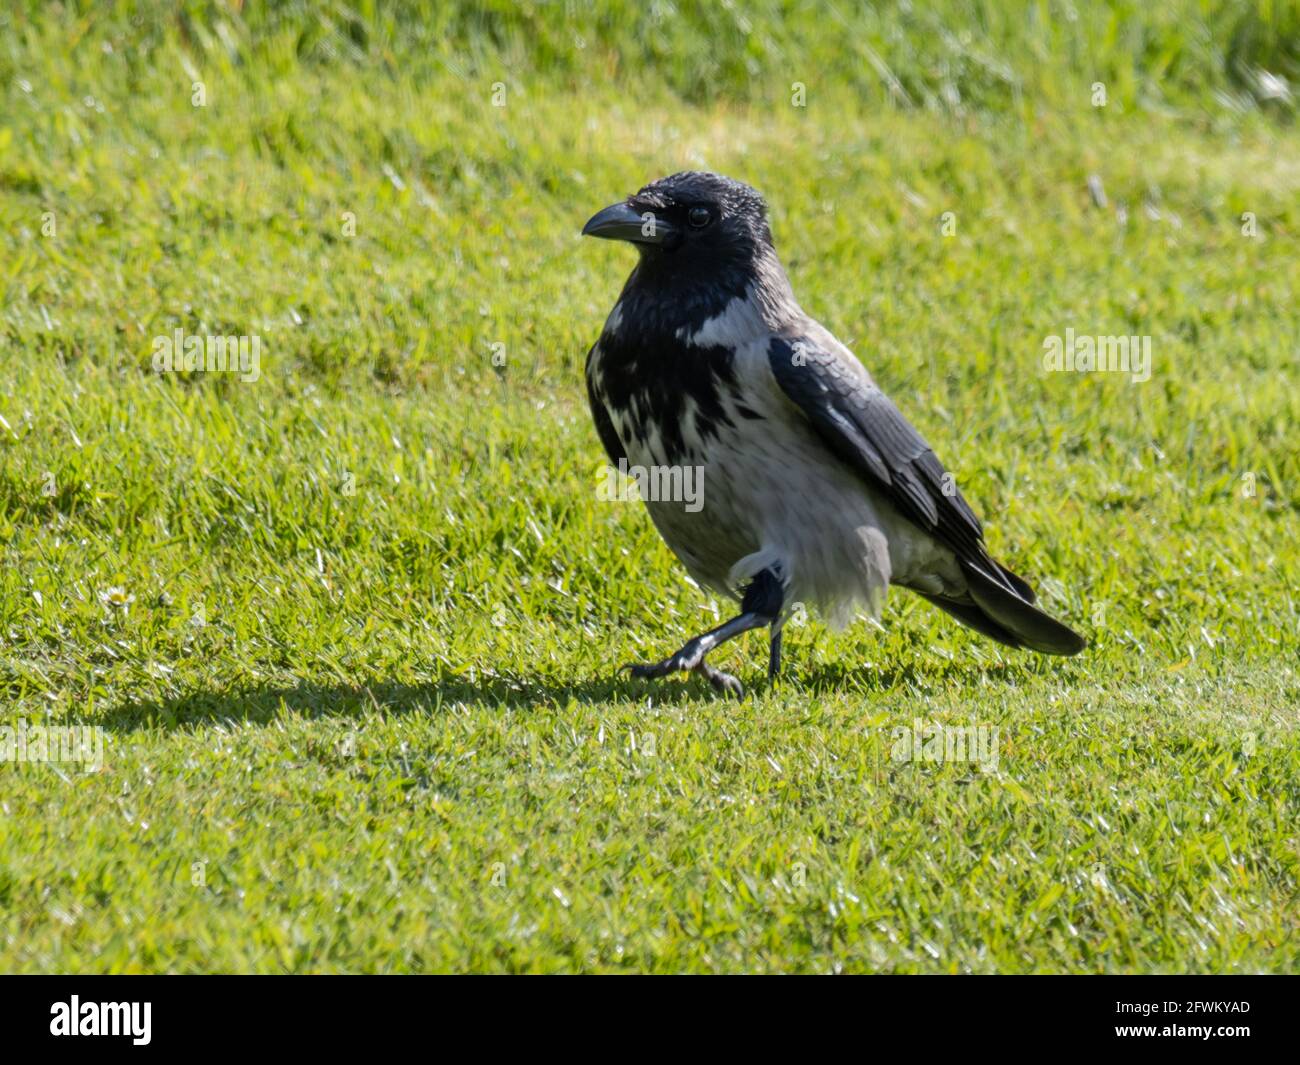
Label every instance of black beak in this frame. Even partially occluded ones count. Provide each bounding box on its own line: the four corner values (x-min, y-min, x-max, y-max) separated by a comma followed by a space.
581, 201, 675, 245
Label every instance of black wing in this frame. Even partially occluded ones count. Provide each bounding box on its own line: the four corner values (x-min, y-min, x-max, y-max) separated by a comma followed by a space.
768, 334, 1085, 655
585, 343, 625, 466
768, 335, 986, 562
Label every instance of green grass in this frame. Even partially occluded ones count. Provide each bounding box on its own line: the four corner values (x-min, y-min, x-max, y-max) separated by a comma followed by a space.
1, 1, 1298, 972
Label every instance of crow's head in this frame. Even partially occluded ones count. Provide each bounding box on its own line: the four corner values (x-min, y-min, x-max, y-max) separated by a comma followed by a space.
582, 171, 773, 269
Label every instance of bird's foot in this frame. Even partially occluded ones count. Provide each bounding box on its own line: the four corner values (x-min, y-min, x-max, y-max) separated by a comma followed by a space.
695, 662, 745, 698
625, 653, 745, 699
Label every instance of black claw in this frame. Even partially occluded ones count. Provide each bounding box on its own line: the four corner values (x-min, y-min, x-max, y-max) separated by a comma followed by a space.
697, 663, 745, 699
626, 658, 745, 699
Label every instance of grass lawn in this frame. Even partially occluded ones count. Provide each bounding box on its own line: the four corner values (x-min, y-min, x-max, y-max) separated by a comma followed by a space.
1, 1, 1298, 972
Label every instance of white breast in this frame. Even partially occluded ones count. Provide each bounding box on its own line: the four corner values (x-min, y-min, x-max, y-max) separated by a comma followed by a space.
596, 295, 960, 630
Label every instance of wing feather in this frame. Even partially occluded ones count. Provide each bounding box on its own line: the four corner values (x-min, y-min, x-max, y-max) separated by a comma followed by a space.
768, 335, 984, 561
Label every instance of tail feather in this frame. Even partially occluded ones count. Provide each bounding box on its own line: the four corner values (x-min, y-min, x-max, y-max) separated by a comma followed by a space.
993, 559, 1036, 604
915, 591, 1026, 649
957, 558, 1085, 656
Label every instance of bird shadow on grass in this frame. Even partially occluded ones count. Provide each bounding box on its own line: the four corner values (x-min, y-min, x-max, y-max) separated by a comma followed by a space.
98, 671, 729, 734
99, 655, 1010, 734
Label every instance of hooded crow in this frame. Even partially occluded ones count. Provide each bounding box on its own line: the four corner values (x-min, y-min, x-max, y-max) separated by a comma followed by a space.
583, 171, 1084, 697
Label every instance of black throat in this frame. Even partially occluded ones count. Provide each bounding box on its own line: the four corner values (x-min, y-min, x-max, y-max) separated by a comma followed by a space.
592, 263, 753, 467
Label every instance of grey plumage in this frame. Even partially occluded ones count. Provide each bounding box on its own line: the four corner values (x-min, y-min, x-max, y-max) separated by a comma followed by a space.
583, 171, 1084, 695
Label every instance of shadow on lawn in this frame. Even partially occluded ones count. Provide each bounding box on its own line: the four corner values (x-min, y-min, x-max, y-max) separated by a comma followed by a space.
100, 674, 653, 733
99, 656, 1005, 733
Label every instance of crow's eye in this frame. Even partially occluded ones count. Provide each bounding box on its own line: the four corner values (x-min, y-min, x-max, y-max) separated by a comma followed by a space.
687, 206, 712, 228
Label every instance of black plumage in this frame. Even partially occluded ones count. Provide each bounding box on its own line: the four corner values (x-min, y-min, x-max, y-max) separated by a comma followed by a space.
582, 171, 1085, 696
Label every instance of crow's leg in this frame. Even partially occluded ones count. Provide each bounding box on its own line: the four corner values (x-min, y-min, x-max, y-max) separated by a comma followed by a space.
627, 612, 765, 696
768, 627, 783, 683
627, 569, 784, 698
